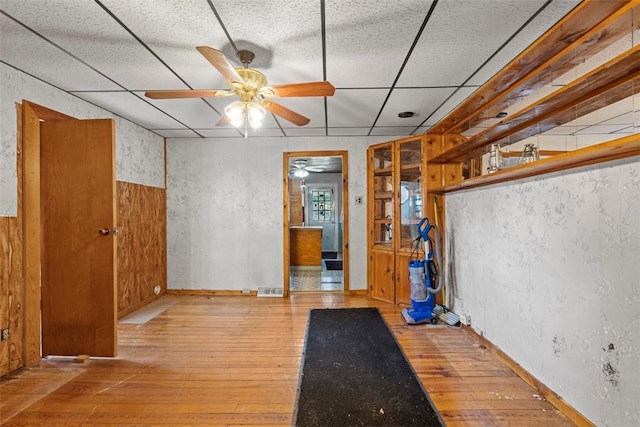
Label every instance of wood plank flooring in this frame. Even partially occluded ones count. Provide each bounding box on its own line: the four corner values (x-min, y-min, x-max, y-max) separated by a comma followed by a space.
0, 294, 574, 426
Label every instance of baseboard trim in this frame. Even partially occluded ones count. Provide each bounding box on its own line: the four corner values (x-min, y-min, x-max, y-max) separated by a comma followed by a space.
166, 289, 366, 297
118, 292, 166, 319
462, 325, 594, 427
167, 289, 257, 296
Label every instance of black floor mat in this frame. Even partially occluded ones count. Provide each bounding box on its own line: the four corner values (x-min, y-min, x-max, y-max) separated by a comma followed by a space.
324, 259, 343, 270
322, 251, 338, 259
293, 308, 443, 426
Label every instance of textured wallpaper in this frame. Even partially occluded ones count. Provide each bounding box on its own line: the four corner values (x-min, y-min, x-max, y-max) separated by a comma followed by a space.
0, 64, 165, 217
165, 136, 377, 292
445, 157, 640, 426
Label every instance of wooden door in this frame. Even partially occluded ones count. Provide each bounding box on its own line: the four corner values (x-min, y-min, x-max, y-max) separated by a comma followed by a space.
40, 119, 117, 357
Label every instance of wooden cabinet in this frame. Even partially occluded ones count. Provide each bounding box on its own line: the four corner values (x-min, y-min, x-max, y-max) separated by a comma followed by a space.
290, 227, 323, 266
367, 136, 426, 305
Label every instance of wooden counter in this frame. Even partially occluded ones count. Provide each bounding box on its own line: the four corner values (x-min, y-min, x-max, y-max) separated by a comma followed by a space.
290, 226, 323, 266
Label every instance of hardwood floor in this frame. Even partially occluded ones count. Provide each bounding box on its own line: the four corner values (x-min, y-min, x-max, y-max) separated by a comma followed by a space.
0, 294, 574, 426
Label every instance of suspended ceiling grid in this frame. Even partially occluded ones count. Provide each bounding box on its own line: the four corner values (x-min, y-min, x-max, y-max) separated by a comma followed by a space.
1, 0, 587, 139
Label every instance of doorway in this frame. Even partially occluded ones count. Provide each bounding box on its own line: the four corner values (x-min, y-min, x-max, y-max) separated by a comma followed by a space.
283, 151, 348, 294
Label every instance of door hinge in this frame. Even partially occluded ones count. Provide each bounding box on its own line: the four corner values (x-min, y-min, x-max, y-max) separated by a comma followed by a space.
1, 328, 9, 342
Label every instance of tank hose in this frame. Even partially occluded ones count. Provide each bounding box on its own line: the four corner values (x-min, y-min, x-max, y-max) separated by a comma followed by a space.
427, 224, 443, 294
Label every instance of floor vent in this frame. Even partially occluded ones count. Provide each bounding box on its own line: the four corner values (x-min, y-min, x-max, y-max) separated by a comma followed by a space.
257, 287, 284, 298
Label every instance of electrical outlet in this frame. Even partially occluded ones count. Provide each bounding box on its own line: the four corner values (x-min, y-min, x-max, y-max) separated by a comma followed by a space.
355, 196, 363, 205
459, 314, 471, 326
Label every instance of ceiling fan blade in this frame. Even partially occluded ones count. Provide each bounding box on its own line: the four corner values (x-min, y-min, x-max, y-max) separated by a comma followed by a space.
145, 89, 225, 99
261, 100, 310, 126
263, 81, 335, 97
306, 166, 324, 172
196, 46, 244, 84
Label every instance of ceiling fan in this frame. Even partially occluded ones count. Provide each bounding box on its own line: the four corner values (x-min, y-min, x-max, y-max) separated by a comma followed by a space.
145, 46, 335, 128
290, 159, 324, 178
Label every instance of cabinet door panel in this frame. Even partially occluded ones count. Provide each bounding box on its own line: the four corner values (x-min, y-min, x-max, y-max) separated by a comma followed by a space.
396, 252, 413, 306
371, 250, 394, 304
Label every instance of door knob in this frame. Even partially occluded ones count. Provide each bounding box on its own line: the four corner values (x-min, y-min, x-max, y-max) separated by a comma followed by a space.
98, 228, 110, 236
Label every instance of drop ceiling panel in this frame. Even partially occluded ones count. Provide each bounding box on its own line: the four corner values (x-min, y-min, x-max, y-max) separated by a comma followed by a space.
267, 97, 327, 129
327, 89, 389, 128
1, 0, 187, 90
194, 127, 250, 138
575, 124, 633, 135
151, 129, 201, 138
376, 88, 456, 127
211, 1, 324, 84
244, 127, 285, 137
74, 91, 185, 130
613, 125, 638, 134
540, 125, 587, 136
98, 0, 230, 90
328, 128, 372, 136
428, 86, 479, 129
325, 1, 434, 87
369, 127, 415, 137
467, 0, 582, 86
0, 14, 120, 91
285, 127, 329, 137
398, 0, 552, 87
138, 94, 224, 129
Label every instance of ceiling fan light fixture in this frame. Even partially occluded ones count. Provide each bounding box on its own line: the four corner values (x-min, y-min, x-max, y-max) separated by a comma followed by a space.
247, 101, 266, 129
225, 100, 246, 128
293, 168, 309, 178
224, 100, 266, 130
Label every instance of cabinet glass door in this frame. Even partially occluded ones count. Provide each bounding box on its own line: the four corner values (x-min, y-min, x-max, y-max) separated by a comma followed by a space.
371, 144, 394, 248
397, 138, 423, 251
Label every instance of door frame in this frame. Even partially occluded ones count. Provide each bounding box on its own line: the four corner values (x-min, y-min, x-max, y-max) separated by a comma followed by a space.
283, 151, 349, 295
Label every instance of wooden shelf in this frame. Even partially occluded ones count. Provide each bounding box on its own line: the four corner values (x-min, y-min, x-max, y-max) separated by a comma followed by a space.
374, 166, 392, 175
400, 163, 421, 171
373, 241, 393, 248
374, 191, 393, 200
431, 45, 640, 163
374, 218, 393, 225
430, 135, 640, 193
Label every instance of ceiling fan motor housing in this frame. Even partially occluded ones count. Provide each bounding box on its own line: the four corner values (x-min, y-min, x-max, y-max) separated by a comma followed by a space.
236, 50, 255, 66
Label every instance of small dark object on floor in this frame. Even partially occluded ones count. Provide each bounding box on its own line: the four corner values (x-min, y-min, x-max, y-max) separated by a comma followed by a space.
293, 308, 443, 426
324, 260, 343, 270
322, 251, 338, 259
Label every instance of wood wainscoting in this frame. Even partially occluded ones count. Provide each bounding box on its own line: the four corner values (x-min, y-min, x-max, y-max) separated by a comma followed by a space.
116, 181, 167, 318
0, 104, 24, 377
